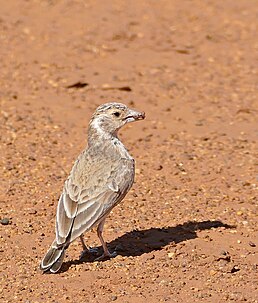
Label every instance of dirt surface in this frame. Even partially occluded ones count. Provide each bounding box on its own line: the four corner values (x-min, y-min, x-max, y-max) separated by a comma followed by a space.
0, 1, 257, 302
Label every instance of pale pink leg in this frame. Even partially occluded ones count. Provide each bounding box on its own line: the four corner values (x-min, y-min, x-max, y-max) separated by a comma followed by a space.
95, 219, 117, 260
80, 234, 88, 251
79, 234, 98, 259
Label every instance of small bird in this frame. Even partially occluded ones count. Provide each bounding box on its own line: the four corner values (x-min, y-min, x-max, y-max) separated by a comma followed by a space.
40, 102, 145, 273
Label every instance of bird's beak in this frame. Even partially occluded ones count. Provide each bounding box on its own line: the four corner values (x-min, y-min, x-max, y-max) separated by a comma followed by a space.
124, 109, 145, 122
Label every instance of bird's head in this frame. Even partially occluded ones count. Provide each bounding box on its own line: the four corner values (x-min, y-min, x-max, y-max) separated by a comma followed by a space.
89, 102, 145, 136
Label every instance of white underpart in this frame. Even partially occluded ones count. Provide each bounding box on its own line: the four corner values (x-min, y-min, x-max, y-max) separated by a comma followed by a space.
91, 116, 133, 160
91, 116, 111, 139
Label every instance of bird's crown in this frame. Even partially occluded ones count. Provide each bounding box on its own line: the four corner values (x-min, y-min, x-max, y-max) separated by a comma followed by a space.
95, 102, 128, 113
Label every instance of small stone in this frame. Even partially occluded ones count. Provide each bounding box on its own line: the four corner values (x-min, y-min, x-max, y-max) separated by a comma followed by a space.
230, 266, 240, 273
28, 209, 37, 215
28, 155, 36, 161
249, 241, 256, 247
0, 218, 10, 225
167, 252, 175, 259
111, 296, 117, 301
155, 165, 163, 171
102, 83, 111, 89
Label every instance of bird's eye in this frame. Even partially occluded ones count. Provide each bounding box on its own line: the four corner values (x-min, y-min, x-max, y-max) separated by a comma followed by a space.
113, 112, 120, 117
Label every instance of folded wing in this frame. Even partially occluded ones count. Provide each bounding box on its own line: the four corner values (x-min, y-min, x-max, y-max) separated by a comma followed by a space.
55, 157, 134, 247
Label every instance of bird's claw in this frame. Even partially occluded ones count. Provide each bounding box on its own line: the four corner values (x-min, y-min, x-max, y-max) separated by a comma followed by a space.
94, 250, 117, 261
79, 247, 99, 260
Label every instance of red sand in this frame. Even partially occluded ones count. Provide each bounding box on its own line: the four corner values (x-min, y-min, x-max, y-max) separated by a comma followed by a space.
0, 1, 257, 302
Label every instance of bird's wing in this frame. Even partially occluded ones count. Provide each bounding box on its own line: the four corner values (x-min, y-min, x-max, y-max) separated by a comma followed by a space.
55, 156, 134, 246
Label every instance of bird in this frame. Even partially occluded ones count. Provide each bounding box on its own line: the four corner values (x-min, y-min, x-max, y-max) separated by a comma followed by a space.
40, 102, 145, 273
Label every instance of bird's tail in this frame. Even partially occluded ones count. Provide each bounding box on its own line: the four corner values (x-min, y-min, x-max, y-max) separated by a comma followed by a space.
40, 240, 66, 273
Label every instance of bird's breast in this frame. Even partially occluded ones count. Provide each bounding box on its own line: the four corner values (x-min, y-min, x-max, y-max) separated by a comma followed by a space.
111, 138, 134, 160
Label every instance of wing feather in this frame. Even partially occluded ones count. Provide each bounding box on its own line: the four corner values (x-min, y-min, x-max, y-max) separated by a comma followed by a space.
55, 155, 134, 247
63, 193, 78, 218
56, 194, 74, 243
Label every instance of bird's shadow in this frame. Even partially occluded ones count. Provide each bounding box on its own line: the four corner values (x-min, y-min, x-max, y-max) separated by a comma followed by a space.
61, 220, 234, 273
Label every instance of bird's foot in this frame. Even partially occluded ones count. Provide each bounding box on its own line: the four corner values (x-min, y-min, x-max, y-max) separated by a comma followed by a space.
79, 247, 99, 260
94, 250, 117, 261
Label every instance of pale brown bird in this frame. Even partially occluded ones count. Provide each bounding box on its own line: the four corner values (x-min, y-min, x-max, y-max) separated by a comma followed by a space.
40, 102, 145, 273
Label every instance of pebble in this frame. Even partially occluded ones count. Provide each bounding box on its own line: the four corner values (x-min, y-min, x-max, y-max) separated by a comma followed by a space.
230, 266, 240, 273
167, 252, 175, 259
0, 218, 10, 225
111, 295, 117, 301
249, 241, 256, 247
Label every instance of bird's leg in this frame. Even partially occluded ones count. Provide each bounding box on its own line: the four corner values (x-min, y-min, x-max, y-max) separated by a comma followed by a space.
79, 234, 98, 260
80, 234, 88, 251
95, 219, 117, 261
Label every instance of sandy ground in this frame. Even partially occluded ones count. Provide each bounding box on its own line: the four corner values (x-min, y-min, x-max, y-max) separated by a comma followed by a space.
0, 1, 257, 302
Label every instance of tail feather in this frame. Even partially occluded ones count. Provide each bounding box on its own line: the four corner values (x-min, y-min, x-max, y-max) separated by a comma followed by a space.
40, 241, 65, 273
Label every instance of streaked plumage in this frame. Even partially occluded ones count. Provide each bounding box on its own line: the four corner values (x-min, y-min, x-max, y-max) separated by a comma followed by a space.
40, 102, 145, 273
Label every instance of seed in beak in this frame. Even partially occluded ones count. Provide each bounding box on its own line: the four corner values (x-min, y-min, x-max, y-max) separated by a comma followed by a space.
139, 112, 145, 120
